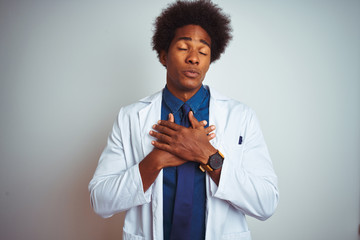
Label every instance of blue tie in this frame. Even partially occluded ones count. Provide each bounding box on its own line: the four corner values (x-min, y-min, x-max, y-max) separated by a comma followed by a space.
170, 103, 196, 240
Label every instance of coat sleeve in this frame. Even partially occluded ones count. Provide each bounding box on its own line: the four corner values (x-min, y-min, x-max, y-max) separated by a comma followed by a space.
213, 107, 279, 221
88, 108, 152, 218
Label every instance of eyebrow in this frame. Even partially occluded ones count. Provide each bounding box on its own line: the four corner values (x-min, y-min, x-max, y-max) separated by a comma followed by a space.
177, 37, 211, 48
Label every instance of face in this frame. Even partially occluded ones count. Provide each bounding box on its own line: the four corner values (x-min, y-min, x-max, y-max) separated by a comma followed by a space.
160, 25, 211, 101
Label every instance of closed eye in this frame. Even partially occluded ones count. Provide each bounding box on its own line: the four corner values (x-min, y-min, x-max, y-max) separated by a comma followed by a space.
199, 51, 207, 56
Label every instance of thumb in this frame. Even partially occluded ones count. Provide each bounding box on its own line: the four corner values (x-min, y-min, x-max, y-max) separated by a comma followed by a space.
168, 113, 174, 123
188, 111, 200, 128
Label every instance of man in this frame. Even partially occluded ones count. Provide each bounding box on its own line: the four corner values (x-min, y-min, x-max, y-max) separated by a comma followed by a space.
89, 1, 279, 240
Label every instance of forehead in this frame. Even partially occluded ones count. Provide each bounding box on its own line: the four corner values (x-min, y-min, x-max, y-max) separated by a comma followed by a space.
172, 25, 211, 46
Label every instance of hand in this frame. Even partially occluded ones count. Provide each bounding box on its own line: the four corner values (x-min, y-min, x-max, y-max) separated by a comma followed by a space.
165, 112, 216, 139
140, 114, 188, 192
150, 111, 217, 164
147, 112, 186, 169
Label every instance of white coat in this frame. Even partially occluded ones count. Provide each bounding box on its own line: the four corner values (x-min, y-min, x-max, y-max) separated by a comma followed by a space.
89, 86, 279, 240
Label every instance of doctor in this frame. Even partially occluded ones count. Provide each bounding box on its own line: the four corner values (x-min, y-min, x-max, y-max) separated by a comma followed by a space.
89, 1, 279, 240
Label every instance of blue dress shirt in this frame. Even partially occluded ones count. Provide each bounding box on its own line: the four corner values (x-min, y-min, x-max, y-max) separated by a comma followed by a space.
161, 85, 210, 240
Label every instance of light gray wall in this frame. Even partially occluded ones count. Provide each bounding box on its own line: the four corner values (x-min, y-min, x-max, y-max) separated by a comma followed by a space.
0, 1, 359, 240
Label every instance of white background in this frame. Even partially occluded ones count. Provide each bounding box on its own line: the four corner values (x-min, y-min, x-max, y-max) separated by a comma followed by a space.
0, 0, 359, 239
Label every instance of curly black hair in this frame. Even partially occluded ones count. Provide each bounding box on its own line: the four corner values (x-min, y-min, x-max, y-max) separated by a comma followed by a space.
152, 0, 232, 63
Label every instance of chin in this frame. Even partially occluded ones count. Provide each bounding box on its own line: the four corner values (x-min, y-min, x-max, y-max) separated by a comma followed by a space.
181, 78, 203, 89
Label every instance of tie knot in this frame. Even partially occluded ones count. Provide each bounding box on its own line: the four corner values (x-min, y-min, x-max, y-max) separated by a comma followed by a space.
180, 103, 191, 128
181, 103, 191, 116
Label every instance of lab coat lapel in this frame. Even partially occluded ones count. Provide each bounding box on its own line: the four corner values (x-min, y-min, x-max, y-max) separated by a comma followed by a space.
207, 86, 229, 196
208, 86, 228, 149
138, 93, 161, 157
138, 90, 164, 240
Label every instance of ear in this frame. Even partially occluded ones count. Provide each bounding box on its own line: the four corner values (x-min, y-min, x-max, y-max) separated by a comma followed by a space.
159, 50, 167, 67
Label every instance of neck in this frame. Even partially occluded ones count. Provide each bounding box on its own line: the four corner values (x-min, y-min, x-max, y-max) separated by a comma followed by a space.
166, 85, 201, 102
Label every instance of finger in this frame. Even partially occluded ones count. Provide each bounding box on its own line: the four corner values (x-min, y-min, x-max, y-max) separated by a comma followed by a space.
157, 119, 181, 130
200, 120, 207, 127
168, 113, 174, 123
204, 125, 216, 135
188, 111, 202, 128
152, 124, 176, 136
151, 140, 172, 152
149, 130, 173, 143
207, 132, 216, 141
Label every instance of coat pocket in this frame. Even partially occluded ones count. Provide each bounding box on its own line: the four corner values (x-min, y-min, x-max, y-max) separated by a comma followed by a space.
222, 144, 244, 168
221, 230, 251, 240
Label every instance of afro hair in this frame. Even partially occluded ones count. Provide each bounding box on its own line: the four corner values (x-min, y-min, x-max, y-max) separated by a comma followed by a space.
152, 0, 232, 63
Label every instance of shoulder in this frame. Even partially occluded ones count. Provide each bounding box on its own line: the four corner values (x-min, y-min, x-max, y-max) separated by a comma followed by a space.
118, 90, 163, 116
206, 85, 254, 116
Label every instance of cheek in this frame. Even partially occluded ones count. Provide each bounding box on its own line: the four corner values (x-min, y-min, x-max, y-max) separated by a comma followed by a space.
166, 55, 179, 68
202, 63, 210, 75
201, 56, 211, 71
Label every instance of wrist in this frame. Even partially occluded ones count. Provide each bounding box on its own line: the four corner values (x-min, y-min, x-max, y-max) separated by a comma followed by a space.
151, 148, 186, 169
143, 149, 165, 171
199, 149, 224, 172
200, 145, 217, 165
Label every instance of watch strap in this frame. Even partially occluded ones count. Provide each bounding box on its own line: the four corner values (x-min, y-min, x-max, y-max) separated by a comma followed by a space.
199, 164, 214, 172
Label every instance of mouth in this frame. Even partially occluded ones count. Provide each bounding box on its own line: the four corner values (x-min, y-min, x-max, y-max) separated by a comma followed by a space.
183, 69, 200, 78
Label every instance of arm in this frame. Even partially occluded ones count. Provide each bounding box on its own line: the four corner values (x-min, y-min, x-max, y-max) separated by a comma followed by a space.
88, 112, 148, 218
138, 149, 184, 191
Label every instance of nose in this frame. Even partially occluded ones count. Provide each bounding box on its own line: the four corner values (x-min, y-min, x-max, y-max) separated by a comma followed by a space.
186, 50, 199, 65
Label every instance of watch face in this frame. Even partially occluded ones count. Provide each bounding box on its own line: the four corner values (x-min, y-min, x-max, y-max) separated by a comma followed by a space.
209, 153, 223, 170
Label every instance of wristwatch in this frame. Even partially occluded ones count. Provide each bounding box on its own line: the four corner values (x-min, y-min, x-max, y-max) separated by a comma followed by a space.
199, 150, 224, 172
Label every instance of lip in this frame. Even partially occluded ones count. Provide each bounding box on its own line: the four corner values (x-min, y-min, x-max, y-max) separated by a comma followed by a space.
182, 69, 200, 78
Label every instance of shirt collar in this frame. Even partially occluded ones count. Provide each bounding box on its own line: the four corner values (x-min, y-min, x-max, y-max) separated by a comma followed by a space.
163, 86, 184, 114
163, 85, 208, 114
185, 86, 208, 114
